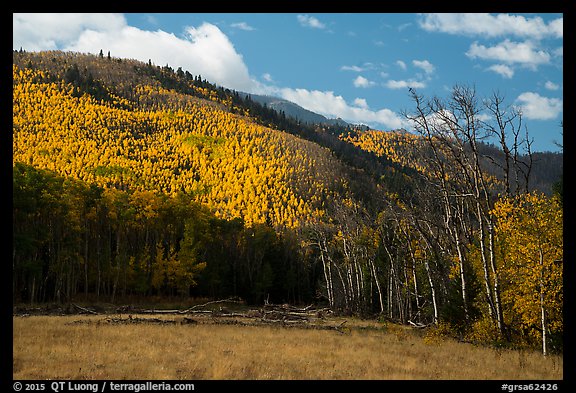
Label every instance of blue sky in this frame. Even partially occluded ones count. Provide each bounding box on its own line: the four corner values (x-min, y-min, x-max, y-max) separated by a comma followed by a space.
13, 13, 563, 152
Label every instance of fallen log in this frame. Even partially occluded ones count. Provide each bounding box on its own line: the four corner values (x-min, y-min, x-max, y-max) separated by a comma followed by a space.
181, 297, 244, 313
262, 310, 310, 321
122, 297, 244, 315
408, 320, 429, 328
72, 304, 98, 315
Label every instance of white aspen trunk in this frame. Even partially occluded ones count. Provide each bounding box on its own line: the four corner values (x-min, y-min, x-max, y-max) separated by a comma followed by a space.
444, 193, 469, 321
454, 232, 469, 320
326, 257, 334, 308
319, 247, 333, 308
424, 257, 438, 325
369, 259, 385, 314
383, 242, 397, 320
539, 249, 547, 356
347, 264, 355, 307
388, 270, 393, 319
416, 223, 440, 325
356, 258, 364, 309
487, 221, 504, 335
411, 256, 420, 315
403, 233, 421, 319
477, 203, 496, 321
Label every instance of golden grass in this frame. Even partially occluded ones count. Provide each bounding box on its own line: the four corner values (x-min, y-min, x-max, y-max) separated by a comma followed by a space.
13, 315, 562, 380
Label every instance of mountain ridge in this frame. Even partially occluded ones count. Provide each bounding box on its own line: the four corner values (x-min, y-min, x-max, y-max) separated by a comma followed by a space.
245, 92, 369, 130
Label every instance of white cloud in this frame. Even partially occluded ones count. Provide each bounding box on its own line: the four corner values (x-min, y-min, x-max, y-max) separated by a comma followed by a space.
341, 62, 375, 72
548, 18, 563, 39
487, 64, 514, 79
13, 13, 126, 51
412, 59, 435, 75
262, 73, 274, 82
341, 65, 365, 72
544, 81, 559, 91
231, 22, 255, 31
419, 13, 563, 39
353, 98, 369, 109
515, 92, 562, 120
297, 14, 326, 29
385, 79, 426, 89
476, 113, 492, 122
466, 39, 551, 69
15, 14, 256, 93
353, 75, 376, 88
13, 13, 407, 131
396, 60, 407, 70
278, 87, 406, 129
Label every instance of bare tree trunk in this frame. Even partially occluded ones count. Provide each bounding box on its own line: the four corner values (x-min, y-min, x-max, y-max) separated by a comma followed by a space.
455, 231, 469, 321
443, 189, 469, 321
388, 269, 393, 319
488, 228, 504, 334
334, 262, 349, 311
539, 249, 547, 356
424, 256, 438, 325
477, 204, 496, 321
319, 242, 334, 308
369, 259, 385, 314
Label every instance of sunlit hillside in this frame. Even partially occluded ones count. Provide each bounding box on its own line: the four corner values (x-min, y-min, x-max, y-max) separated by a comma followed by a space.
13, 52, 358, 229
13, 51, 562, 357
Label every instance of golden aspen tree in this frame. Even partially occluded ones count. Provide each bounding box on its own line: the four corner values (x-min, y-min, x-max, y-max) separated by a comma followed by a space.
492, 193, 562, 355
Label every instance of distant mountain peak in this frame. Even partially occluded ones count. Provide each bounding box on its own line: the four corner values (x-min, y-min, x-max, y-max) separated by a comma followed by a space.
246, 93, 369, 130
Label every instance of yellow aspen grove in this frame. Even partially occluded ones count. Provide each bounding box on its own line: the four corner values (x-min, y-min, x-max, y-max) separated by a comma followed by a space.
13, 51, 562, 356
12, 59, 354, 229
492, 193, 563, 355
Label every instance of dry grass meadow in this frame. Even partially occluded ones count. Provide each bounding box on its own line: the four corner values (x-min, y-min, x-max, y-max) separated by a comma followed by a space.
13, 314, 563, 380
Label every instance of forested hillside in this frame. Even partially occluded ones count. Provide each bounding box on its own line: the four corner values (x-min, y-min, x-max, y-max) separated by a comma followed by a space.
12, 50, 562, 354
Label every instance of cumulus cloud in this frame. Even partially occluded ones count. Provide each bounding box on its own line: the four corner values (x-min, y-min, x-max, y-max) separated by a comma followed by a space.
487, 64, 514, 79
396, 60, 407, 70
515, 92, 562, 120
466, 39, 551, 69
385, 79, 426, 89
412, 59, 435, 75
230, 22, 255, 31
13, 13, 126, 51
419, 13, 563, 39
353, 75, 376, 88
14, 14, 256, 92
353, 98, 369, 109
544, 81, 560, 91
297, 14, 326, 29
278, 87, 406, 129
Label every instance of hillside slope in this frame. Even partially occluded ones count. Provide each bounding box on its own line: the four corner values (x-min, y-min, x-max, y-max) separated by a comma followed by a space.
12, 52, 563, 354
13, 51, 370, 229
